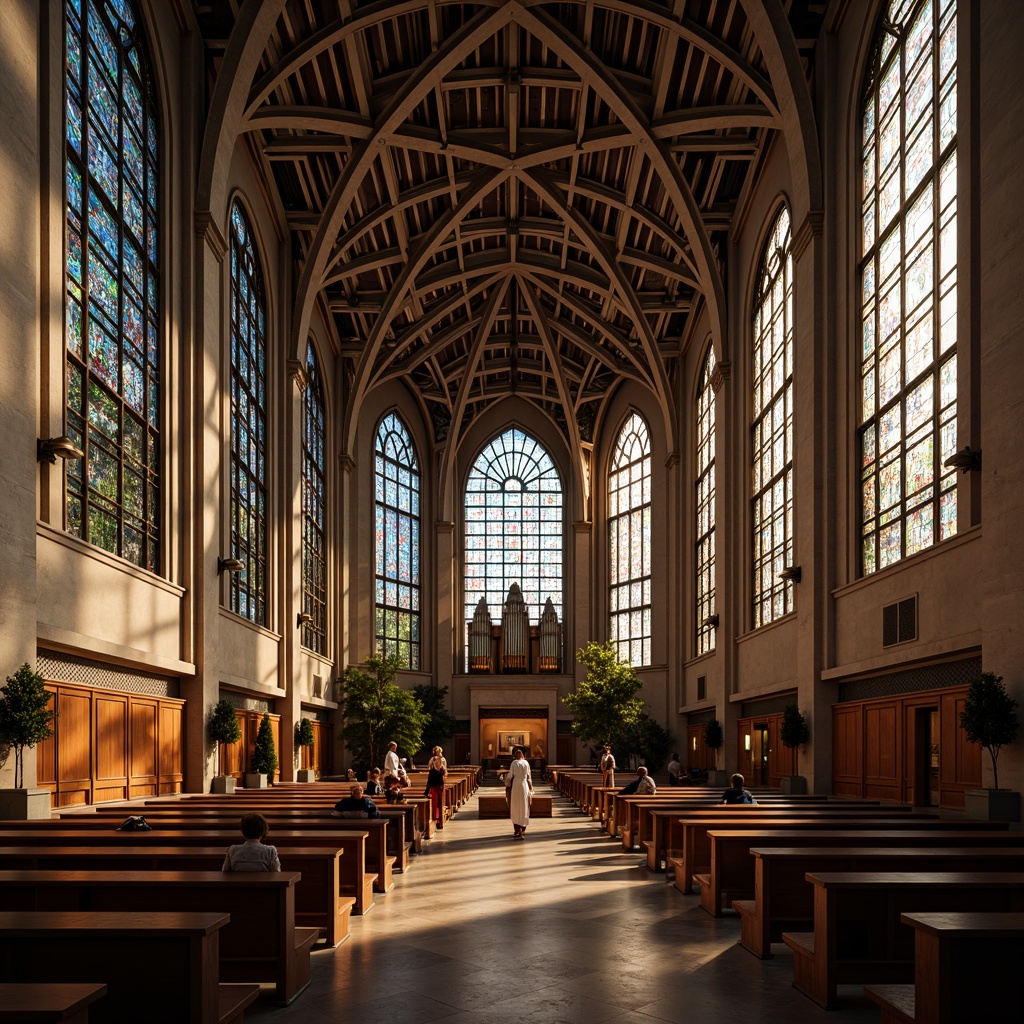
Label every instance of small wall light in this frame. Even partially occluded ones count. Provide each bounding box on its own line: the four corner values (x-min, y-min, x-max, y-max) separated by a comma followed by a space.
692, 736, 697, 751
296, 611, 313, 628
943, 445, 981, 473
778, 565, 802, 583
37, 435, 85, 463
744, 734, 751, 751
702, 614, 719, 629
217, 556, 245, 574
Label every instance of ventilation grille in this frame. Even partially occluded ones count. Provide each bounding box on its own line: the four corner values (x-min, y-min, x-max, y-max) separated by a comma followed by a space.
883, 596, 918, 647
697, 675, 707, 701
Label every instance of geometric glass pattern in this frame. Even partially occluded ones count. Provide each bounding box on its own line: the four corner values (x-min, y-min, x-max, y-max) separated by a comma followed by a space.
859, 0, 958, 575
301, 344, 327, 655
695, 348, 717, 655
228, 201, 268, 625
464, 428, 562, 664
375, 412, 420, 670
608, 412, 651, 667
64, 0, 160, 570
752, 205, 795, 628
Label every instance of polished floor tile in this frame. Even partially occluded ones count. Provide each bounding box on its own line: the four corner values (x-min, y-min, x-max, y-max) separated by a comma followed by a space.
246, 785, 880, 1022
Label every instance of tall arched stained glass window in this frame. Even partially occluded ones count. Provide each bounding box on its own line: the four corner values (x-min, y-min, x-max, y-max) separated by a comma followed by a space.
695, 348, 717, 655
228, 202, 268, 625
64, 0, 160, 570
752, 205, 795, 628
375, 413, 421, 670
859, 0, 958, 574
609, 413, 651, 667
301, 344, 326, 655
464, 428, 562, 661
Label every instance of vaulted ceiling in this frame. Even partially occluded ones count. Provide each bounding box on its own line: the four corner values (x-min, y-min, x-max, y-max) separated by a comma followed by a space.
194, 0, 825, 464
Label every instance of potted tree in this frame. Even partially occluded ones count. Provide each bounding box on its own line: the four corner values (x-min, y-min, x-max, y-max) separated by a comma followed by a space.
704, 719, 726, 786
961, 672, 1020, 822
208, 698, 242, 794
779, 703, 811, 794
246, 712, 278, 789
0, 663, 57, 819
295, 717, 316, 782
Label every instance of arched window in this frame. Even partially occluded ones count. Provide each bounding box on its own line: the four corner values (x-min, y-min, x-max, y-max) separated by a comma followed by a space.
859, 0, 958, 574
64, 0, 160, 569
464, 428, 562, 659
608, 413, 651, 667
695, 348, 717, 655
375, 413, 421, 669
301, 344, 326, 654
752, 205, 795, 628
228, 201, 268, 624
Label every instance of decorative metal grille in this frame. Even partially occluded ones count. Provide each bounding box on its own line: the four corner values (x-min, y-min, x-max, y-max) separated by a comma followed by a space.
36, 651, 177, 698
838, 657, 980, 703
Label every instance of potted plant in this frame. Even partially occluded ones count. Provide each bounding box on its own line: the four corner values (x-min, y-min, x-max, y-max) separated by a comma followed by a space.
208, 698, 242, 794
0, 663, 57, 819
779, 703, 811, 794
246, 712, 278, 789
961, 672, 1020, 822
704, 718, 727, 786
295, 717, 316, 782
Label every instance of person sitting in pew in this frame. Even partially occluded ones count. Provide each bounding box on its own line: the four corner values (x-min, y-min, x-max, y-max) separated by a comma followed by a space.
721, 772, 757, 805
222, 812, 282, 872
332, 784, 381, 818
619, 766, 657, 796
365, 768, 385, 796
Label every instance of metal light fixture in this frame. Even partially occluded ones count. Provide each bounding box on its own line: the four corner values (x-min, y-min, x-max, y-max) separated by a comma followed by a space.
702, 614, 720, 629
943, 445, 981, 473
296, 611, 313, 628
779, 565, 802, 583
744, 734, 751, 752
37, 435, 84, 464
217, 556, 245, 575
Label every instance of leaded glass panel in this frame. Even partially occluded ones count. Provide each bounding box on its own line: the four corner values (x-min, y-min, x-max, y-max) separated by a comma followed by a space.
696, 349, 717, 655
301, 346, 327, 654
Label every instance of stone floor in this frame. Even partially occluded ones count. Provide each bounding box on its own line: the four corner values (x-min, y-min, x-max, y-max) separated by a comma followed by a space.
247, 783, 880, 1023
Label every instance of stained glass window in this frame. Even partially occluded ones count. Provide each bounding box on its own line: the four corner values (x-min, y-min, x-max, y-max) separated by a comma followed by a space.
464, 428, 563, 664
64, 0, 160, 570
375, 413, 421, 670
752, 206, 795, 628
696, 348, 717, 655
608, 413, 651, 667
859, 0, 958, 575
228, 201, 268, 625
301, 345, 327, 655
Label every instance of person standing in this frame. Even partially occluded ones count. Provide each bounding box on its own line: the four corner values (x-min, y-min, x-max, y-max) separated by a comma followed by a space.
425, 745, 448, 830
384, 741, 406, 787
667, 752, 681, 786
505, 747, 534, 839
600, 744, 616, 787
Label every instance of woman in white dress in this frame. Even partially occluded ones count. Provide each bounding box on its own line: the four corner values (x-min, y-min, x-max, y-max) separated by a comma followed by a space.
505, 747, 534, 839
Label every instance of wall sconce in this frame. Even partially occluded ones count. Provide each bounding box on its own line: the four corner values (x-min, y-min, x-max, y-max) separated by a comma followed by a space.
778, 565, 802, 583
744, 734, 751, 751
702, 614, 719, 629
217, 556, 245, 574
692, 736, 697, 751
296, 612, 313, 628
943, 445, 981, 473
37, 435, 84, 464
487, 743, 493, 755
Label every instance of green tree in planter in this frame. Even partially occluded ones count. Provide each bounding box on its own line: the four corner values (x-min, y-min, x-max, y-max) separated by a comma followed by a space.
611, 713, 673, 773
251, 712, 278, 781
780, 704, 810, 751
704, 719, 723, 770
563, 641, 645, 747
0, 664, 57, 789
960, 672, 1019, 792
208, 699, 241, 766
295, 718, 315, 769
412, 684, 458, 761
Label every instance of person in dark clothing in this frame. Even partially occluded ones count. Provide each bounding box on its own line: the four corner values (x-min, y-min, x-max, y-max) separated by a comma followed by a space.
720, 772, 757, 804
331, 784, 380, 818
364, 768, 384, 796
425, 745, 448, 830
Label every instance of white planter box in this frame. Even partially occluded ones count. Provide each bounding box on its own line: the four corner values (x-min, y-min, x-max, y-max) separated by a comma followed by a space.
0, 787, 52, 820
296, 769, 316, 783
780, 775, 808, 795
965, 788, 1020, 822
244, 773, 269, 789
211, 775, 236, 794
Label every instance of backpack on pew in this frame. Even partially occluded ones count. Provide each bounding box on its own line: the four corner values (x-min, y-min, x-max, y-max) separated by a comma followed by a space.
116, 815, 152, 831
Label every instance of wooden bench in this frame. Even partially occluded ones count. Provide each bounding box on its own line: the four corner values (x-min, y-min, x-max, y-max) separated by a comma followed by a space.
0, 983, 107, 1022
735, 845, 1024, 959
783, 871, 1024, 1009
0, 910, 259, 1024
865, 911, 1024, 1023
0, 845, 357, 945
0, 869, 319, 1006
477, 794, 553, 818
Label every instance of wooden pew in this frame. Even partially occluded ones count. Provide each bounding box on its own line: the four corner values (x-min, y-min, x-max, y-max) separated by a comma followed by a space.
737, 845, 1024, 959
865, 911, 1024, 1023
665, 816, 1007, 893
0, 910, 259, 1024
783, 871, 1024, 1009
0, 869, 318, 1006
0, 983, 107, 1023
477, 794, 553, 818
0, 845, 357, 944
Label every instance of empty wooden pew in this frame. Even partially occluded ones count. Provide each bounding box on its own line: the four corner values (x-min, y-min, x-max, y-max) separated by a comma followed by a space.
0, 910, 259, 1024
0, 983, 107, 1023
783, 871, 1024, 1009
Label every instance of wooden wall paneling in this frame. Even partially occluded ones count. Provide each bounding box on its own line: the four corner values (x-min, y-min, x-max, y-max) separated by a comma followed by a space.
831, 703, 864, 798
129, 698, 159, 797
687, 725, 708, 771
736, 717, 755, 779
452, 733, 471, 765
158, 700, 184, 793
94, 692, 129, 803
940, 689, 981, 810
36, 685, 58, 791
310, 720, 332, 776
864, 701, 901, 800
56, 686, 94, 807
556, 734, 574, 764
